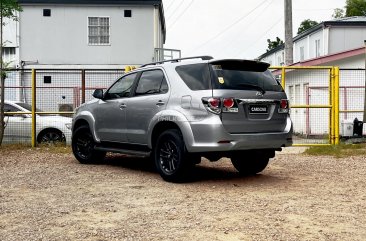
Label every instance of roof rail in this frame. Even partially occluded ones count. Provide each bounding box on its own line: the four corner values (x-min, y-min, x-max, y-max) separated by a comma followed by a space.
140, 56, 214, 68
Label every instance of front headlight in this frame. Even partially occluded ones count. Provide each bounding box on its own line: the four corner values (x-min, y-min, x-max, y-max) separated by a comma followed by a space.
65, 123, 72, 129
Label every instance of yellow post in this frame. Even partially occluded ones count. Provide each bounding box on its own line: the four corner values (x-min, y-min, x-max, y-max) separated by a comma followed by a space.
31, 69, 36, 147
330, 68, 335, 145
281, 67, 286, 88
334, 67, 340, 145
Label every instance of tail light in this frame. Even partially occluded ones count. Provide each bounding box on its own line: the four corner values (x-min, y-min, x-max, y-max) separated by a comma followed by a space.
207, 98, 221, 114
223, 98, 234, 108
202, 97, 238, 114
278, 99, 289, 113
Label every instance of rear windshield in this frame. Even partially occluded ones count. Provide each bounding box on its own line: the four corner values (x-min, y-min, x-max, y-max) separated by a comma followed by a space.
176, 62, 283, 92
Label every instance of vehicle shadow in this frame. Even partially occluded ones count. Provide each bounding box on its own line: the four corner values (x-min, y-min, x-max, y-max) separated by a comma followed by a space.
101, 154, 285, 184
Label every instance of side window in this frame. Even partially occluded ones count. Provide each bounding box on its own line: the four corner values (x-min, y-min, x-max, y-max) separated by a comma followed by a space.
106, 73, 137, 99
4, 104, 20, 112
175, 63, 210, 90
135, 70, 168, 96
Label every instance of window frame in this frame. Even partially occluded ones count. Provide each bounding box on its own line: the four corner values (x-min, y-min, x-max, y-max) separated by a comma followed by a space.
104, 72, 139, 100
315, 39, 320, 57
132, 69, 169, 97
87, 16, 111, 46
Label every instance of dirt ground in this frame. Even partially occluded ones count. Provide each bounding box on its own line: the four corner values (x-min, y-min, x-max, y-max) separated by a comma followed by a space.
0, 147, 365, 241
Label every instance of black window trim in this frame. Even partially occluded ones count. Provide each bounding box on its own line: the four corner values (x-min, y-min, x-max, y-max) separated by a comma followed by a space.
104, 72, 140, 100
130, 69, 169, 97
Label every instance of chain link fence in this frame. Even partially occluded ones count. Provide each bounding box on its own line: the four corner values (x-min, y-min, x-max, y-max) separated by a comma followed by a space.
1, 67, 364, 146
2, 69, 124, 145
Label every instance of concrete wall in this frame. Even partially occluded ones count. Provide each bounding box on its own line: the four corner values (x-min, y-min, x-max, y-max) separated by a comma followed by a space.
19, 5, 161, 66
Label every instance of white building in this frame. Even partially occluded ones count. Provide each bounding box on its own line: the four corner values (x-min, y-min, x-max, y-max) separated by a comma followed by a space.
2, 0, 172, 111
3, 0, 167, 69
258, 17, 366, 137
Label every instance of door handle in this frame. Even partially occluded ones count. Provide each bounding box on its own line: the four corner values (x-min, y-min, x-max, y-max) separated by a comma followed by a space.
156, 100, 165, 106
119, 103, 127, 109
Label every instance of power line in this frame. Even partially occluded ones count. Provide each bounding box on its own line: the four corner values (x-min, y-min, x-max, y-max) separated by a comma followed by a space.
164, 0, 175, 12
190, 0, 270, 53
236, 17, 283, 58
167, 0, 194, 29
215, 0, 275, 57
166, 0, 186, 21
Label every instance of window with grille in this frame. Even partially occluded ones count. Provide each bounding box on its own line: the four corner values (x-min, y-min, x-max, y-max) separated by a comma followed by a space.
88, 17, 110, 45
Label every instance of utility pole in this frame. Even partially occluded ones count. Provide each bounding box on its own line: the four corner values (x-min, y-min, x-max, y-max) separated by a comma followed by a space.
284, 0, 293, 65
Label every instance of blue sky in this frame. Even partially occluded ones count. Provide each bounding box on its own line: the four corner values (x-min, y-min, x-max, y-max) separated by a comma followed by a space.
162, 0, 346, 59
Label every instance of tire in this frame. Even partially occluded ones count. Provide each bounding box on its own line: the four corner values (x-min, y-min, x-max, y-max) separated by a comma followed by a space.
154, 129, 191, 182
37, 129, 66, 144
72, 125, 106, 164
231, 150, 270, 176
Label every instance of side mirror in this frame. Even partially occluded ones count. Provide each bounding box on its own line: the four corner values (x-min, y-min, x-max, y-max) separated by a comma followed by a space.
92, 89, 104, 99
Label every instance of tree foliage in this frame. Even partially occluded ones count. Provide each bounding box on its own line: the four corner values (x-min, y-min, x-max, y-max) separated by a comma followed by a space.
345, 0, 366, 16
332, 0, 366, 19
332, 8, 345, 19
297, 19, 319, 35
1, 0, 22, 20
266, 37, 283, 52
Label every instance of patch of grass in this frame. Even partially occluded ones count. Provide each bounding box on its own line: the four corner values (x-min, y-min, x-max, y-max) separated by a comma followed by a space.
304, 143, 366, 158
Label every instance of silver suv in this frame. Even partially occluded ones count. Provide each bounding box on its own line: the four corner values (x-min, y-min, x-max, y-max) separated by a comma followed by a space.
71, 56, 293, 182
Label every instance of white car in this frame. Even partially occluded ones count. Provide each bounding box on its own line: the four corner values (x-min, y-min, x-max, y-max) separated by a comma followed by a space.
3, 100, 72, 144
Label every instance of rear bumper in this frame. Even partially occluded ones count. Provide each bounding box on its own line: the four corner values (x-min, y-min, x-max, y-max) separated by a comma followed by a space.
183, 115, 293, 153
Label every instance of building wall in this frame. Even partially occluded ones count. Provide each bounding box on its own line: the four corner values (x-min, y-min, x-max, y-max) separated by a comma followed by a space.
19, 5, 159, 66
329, 26, 366, 55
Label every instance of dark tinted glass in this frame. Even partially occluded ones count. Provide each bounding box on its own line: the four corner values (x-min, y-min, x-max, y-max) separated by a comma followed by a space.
210, 65, 283, 92
135, 70, 168, 96
175, 63, 210, 90
4, 104, 20, 112
16, 103, 43, 112
106, 73, 137, 99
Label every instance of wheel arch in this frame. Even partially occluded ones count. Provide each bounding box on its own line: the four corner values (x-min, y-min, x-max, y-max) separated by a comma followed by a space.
148, 111, 195, 150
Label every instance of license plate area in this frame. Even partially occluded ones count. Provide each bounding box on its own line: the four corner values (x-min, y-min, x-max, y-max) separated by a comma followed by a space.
248, 105, 268, 114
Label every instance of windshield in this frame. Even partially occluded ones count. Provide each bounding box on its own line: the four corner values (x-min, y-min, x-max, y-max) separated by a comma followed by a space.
16, 103, 43, 112
209, 64, 283, 92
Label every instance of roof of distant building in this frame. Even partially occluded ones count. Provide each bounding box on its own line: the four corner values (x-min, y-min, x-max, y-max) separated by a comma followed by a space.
258, 16, 366, 60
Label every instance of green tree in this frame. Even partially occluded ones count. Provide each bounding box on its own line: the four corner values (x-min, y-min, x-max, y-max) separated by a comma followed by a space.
0, 0, 22, 146
332, 8, 345, 19
345, 0, 366, 16
266, 37, 284, 52
297, 19, 319, 35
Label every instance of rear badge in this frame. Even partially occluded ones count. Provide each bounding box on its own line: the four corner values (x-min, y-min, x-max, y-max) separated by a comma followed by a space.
256, 91, 263, 97
218, 77, 225, 84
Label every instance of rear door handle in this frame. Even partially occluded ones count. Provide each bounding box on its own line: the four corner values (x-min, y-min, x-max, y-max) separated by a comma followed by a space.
156, 100, 165, 106
119, 103, 127, 109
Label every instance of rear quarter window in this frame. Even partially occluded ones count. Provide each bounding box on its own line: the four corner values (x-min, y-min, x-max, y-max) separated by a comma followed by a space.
175, 63, 210, 90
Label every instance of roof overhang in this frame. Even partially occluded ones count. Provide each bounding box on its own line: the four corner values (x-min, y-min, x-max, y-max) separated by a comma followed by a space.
290, 47, 365, 67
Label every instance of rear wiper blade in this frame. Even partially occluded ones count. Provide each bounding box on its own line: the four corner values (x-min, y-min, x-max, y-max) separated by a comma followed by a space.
235, 84, 266, 94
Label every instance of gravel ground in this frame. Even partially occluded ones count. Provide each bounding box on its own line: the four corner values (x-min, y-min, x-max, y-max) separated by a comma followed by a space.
0, 147, 365, 241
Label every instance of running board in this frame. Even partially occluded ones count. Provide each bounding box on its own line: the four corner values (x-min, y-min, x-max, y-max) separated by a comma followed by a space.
94, 146, 151, 157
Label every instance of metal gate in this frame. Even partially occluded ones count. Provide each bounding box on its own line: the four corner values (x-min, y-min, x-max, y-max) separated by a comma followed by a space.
270, 66, 340, 146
